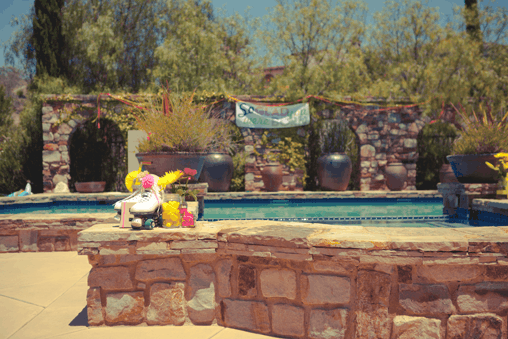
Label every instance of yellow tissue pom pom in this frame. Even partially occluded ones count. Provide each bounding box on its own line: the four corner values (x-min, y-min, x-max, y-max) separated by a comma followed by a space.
125, 170, 142, 192
158, 170, 184, 189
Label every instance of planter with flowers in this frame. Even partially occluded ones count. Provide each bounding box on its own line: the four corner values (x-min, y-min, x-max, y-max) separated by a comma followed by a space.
133, 86, 235, 183
254, 131, 307, 192
446, 103, 508, 184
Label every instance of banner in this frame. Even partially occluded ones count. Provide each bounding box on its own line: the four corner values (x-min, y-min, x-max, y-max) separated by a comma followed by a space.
235, 101, 310, 128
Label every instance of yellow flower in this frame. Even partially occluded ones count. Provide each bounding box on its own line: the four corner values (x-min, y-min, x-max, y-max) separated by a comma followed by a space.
158, 170, 184, 189
125, 169, 142, 192
494, 153, 508, 159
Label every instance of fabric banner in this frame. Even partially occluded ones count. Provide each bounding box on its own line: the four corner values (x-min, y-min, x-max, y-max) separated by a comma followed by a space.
235, 101, 310, 128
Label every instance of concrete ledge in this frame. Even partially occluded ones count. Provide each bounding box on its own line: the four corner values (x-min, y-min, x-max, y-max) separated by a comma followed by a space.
77, 222, 508, 338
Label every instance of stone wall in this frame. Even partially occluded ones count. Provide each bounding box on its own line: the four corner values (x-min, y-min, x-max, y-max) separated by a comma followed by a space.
41, 95, 436, 193
0, 213, 116, 252
78, 221, 508, 338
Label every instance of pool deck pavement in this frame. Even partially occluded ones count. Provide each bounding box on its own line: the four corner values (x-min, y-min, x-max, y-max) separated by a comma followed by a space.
0, 252, 276, 339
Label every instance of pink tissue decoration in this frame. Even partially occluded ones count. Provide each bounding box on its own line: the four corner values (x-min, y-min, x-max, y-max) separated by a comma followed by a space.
142, 174, 154, 188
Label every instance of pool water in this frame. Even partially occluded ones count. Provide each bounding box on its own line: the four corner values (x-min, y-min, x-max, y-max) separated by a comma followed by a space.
0, 201, 114, 214
0, 197, 504, 227
203, 198, 443, 220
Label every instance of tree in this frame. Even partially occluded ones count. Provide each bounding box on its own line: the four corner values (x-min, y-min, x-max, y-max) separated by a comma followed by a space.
152, 0, 258, 93
32, 0, 66, 77
363, 0, 507, 116
0, 85, 13, 133
465, 0, 483, 42
255, 0, 368, 98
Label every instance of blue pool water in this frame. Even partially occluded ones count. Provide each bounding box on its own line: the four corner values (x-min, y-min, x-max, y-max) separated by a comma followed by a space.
0, 201, 114, 214
1, 198, 505, 227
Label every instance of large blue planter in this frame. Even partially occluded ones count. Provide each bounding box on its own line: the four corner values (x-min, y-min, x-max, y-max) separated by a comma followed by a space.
198, 152, 234, 192
446, 154, 499, 184
317, 153, 352, 191
136, 152, 207, 182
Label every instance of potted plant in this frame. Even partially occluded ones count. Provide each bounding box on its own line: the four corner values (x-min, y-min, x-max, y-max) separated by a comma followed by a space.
254, 131, 307, 192
316, 119, 353, 191
134, 86, 234, 182
446, 103, 508, 184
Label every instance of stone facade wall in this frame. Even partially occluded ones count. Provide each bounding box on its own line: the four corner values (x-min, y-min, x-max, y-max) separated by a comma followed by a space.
78, 221, 508, 338
41, 95, 437, 193
0, 214, 116, 252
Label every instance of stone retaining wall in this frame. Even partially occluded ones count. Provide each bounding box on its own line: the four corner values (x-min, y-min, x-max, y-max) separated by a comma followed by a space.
78, 221, 508, 338
0, 213, 117, 252
41, 95, 442, 193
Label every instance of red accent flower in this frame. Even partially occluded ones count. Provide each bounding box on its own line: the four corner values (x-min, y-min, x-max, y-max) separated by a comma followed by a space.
184, 168, 197, 177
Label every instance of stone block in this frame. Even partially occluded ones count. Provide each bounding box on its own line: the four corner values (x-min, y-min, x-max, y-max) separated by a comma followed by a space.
357, 270, 391, 307
54, 237, 70, 251
43, 150, 60, 163
416, 265, 482, 283
398, 265, 413, 284
87, 287, 104, 326
135, 242, 169, 255
302, 274, 350, 305
146, 282, 185, 325
216, 259, 233, 298
238, 265, 257, 298
391, 316, 441, 339
0, 235, 19, 252
457, 282, 508, 313
135, 258, 186, 282
272, 304, 305, 337
105, 291, 144, 324
356, 306, 391, 338
485, 266, 508, 281
19, 230, 38, 252
88, 266, 133, 290
309, 308, 348, 339
38, 237, 55, 252
187, 264, 216, 325
399, 284, 455, 315
260, 268, 296, 300
221, 299, 270, 334
447, 314, 503, 339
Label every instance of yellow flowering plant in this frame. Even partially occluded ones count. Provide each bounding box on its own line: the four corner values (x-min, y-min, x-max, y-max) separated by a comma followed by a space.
486, 153, 508, 188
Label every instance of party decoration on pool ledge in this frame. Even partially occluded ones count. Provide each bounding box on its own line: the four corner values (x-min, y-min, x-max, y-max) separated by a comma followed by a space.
114, 166, 198, 230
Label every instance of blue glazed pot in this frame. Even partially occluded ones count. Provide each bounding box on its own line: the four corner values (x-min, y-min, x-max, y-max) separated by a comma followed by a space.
317, 153, 352, 191
199, 152, 234, 192
446, 154, 498, 184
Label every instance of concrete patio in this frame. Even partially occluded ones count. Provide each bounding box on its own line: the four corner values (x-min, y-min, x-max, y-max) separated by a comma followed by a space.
0, 252, 275, 339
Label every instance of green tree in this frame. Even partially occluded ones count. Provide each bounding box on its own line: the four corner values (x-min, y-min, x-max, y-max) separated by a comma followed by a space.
363, 0, 507, 116
465, 0, 483, 42
255, 0, 368, 98
152, 0, 259, 93
32, 0, 66, 77
0, 85, 13, 132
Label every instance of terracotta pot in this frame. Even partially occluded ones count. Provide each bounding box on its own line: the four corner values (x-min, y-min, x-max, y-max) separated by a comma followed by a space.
198, 152, 234, 192
446, 154, 498, 184
136, 152, 207, 182
385, 163, 407, 191
317, 153, 352, 191
74, 181, 106, 193
261, 164, 283, 192
439, 164, 459, 183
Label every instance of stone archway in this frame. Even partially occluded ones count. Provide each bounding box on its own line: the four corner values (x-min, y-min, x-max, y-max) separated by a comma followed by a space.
42, 95, 127, 192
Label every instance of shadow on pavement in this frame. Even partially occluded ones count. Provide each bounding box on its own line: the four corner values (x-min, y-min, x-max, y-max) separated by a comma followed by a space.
69, 306, 88, 326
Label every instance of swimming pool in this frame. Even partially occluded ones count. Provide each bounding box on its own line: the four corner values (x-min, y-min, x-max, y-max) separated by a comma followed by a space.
0, 197, 504, 227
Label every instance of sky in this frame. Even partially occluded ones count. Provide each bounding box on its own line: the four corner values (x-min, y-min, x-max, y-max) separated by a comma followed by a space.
0, 0, 507, 73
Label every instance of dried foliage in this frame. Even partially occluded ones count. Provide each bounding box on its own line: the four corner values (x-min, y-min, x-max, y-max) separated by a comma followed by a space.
136, 87, 235, 153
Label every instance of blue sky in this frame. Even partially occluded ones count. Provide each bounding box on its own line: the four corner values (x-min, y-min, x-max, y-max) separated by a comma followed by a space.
1, 0, 506, 72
